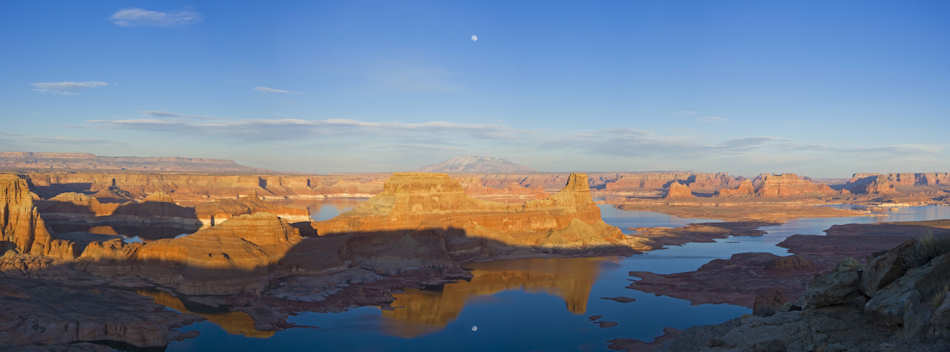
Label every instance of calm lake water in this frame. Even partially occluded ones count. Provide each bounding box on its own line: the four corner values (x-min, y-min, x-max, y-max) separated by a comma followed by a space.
167, 204, 950, 351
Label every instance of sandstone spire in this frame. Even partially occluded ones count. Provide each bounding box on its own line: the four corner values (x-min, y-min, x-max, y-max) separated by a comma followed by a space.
0, 174, 53, 256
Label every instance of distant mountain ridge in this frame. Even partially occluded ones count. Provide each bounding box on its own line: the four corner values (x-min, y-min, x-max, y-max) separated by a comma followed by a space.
0, 152, 262, 173
419, 156, 535, 174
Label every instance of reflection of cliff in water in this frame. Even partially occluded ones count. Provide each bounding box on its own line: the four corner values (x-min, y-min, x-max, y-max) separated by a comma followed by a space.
138, 290, 275, 338
380, 257, 609, 338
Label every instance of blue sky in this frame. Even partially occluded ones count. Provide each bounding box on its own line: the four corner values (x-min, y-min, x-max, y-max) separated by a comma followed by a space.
1, 1, 948, 177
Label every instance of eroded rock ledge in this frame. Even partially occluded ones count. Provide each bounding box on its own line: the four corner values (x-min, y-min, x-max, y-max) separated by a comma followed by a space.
613, 232, 950, 351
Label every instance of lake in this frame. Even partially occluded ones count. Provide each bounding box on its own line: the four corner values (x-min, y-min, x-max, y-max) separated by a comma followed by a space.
167, 204, 950, 351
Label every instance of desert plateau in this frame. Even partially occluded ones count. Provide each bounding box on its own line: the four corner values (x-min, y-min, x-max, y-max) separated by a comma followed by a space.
1, 152, 949, 351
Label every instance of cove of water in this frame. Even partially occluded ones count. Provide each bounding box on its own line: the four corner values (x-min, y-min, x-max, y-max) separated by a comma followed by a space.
168, 204, 950, 351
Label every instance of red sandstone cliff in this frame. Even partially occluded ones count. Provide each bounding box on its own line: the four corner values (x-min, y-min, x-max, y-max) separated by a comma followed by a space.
716, 173, 838, 199
315, 172, 642, 252
603, 172, 743, 194
0, 175, 71, 258
664, 182, 695, 200
844, 172, 950, 194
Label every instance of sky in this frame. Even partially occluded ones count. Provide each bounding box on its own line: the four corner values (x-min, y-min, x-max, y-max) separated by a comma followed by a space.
1, 1, 949, 177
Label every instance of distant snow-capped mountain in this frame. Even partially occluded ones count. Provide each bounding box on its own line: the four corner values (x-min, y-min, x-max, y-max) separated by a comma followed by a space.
419, 156, 535, 173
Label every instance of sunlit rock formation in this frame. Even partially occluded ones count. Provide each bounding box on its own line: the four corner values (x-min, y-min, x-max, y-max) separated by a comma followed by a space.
716, 173, 838, 199
663, 181, 694, 200
0, 174, 72, 259
603, 172, 743, 195
135, 212, 302, 270
72, 212, 304, 295
315, 172, 642, 254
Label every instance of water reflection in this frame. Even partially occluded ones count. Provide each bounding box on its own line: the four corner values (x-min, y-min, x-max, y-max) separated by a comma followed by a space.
307, 200, 362, 221
599, 205, 720, 234
139, 290, 275, 338
166, 205, 950, 351
380, 257, 607, 338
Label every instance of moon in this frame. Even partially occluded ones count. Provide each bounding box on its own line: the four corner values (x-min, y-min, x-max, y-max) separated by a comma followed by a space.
470, 34, 478, 42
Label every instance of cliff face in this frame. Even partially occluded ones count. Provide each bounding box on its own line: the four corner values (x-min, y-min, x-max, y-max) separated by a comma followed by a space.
664, 182, 694, 200
845, 172, 950, 194
0, 174, 58, 258
716, 173, 838, 199
134, 212, 303, 270
315, 172, 639, 253
26, 172, 386, 201
603, 172, 742, 194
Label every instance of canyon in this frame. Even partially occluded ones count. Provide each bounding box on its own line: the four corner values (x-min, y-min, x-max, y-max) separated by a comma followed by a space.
1, 160, 949, 351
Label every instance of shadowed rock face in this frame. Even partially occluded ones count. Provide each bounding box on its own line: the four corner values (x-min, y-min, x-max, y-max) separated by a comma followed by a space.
314, 172, 642, 253
613, 231, 950, 352
36, 191, 204, 240
629, 252, 822, 307
0, 276, 200, 349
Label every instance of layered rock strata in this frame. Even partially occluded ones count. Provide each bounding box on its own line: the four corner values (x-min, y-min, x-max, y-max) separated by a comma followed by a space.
0, 174, 72, 259
314, 172, 643, 255
663, 181, 694, 200
716, 173, 839, 199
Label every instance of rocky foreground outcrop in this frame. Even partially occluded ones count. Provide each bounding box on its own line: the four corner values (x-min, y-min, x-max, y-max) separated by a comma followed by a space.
613, 236, 950, 351
627, 220, 950, 310
314, 172, 644, 254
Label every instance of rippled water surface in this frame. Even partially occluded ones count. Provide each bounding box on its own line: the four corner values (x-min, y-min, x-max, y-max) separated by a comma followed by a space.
168, 204, 950, 351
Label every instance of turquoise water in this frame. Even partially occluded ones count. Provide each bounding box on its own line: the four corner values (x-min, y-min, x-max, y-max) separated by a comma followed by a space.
167, 205, 950, 351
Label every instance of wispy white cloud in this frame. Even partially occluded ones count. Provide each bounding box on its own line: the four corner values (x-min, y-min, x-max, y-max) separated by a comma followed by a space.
85, 111, 948, 175
697, 115, 728, 122
110, 8, 202, 27
89, 114, 518, 141
31, 81, 108, 95
143, 110, 213, 119
0, 132, 118, 146
254, 86, 298, 94
28, 136, 115, 145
